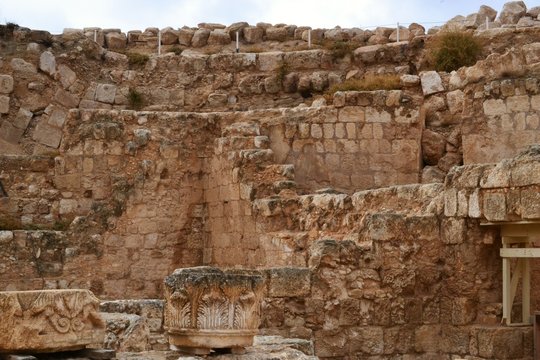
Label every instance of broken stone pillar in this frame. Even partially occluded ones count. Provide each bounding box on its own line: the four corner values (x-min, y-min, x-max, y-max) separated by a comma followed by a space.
163, 266, 264, 354
0, 289, 105, 353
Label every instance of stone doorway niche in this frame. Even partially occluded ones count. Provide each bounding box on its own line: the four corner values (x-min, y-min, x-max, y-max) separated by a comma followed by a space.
483, 221, 540, 325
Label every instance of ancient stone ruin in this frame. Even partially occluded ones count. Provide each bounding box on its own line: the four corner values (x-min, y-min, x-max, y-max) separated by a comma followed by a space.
1, 1, 540, 359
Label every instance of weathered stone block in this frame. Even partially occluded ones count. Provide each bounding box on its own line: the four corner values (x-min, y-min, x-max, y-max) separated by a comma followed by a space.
498, 1, 527, 25
0, 74, 14, 94
0, 121, 25, 144
0, 289, 105, 352
13, 108, 33, 129
105, 32, 127, 50
95, 84, 117, 104
207, 29, 231, 45
483, 192, 507, 221
420, 71, 444, 96
441, 218, 466, 244
477, 326, 524, 359
244, 26, 264, 43
0, 95, 10, 113
506, 95, 530, 112
54, 88, 79, 108
33, 121, 63, 148
267, 267, 310, 297
192, 29, 211, 47
39, 51, 56, 76
57, 64, 77, 89
521, 187, 540, 219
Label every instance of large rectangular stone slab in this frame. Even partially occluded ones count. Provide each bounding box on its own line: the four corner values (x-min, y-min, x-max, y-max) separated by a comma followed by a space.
0, 289, 105, 352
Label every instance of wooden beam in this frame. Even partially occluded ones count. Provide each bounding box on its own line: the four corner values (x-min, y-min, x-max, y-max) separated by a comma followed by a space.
501, 223, 540, 237
502, 236, 530, 245
500, 248, 540, 258
522, 258, 531, 323
502, 240, 511, 325
509, 259, 522, 313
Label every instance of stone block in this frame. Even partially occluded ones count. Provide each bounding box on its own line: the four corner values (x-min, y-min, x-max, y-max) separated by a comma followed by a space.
506, 95, 530, 112
0, 289, 105, 352
39, 51, 56, 76
101, 312, 150, 352
498, 1, 527, 25
521, 187, 540, 219
451, 297, 476, 325
33, 121, 63, 148
0, 74, 14, 94
54, 88, 79, 108
95, 84, 117, 104
178, 28, 194, 46
105, 32, 127, 49
365, 107, 391, 123
0, 95, 9, 113
266, 27, 288, 41
414, 325, 441, 352
13, 108, 33, 129
48, 108, 67, 128
191, 29, 211, 47
420, 71, 444, 96
446, 89, 464, 114
57, 64, 77, 89
339, 106, 364, 122
258, 52, 283, 71
160, 27, 178, 45
441, 217, 466, 244
349, 326, 384, 355
10, 58, 37, 73
0, 121, 25, 144
477, 326, 524, 359
207, 29, 231, 45
483, 192, 507, 221
267, 267, 311, 297
244, 26, 264, 43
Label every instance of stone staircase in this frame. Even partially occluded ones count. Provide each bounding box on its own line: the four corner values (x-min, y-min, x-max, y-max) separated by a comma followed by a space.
216, 121, 298, 200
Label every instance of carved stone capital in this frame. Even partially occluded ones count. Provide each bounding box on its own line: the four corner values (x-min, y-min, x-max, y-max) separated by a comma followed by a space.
0, 289, 105, 352
164, 266, 264, 351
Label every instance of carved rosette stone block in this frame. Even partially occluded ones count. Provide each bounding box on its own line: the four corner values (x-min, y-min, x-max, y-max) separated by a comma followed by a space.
164, 267, 264, 352
0, 289, 105, 353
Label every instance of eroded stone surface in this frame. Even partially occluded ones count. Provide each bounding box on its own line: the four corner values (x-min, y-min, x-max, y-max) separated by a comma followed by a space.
0, 289, 105, 352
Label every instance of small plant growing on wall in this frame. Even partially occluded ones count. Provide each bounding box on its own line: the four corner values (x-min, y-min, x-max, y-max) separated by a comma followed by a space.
126, 52, 149, 68
128, 88, 144, 110
428, 30, 482, 72
275, 60, 290, 82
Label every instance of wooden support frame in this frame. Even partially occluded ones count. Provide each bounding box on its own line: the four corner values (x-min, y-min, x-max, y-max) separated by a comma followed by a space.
482, 221, 540, 326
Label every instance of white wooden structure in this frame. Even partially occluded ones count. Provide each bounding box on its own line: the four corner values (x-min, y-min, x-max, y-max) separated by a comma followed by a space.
484, 222, 540, 325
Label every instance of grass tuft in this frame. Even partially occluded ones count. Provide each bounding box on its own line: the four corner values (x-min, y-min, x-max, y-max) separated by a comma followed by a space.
126, 52, 149, 68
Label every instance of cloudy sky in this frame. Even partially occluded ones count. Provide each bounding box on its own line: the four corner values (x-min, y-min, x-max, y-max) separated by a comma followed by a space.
0, 0, 535, 33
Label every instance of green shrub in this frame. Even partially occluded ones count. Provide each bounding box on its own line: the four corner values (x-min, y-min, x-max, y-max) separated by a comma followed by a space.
275, 61, 290, 82
126, 52, 149, 68
170, 46, 183, 55
322, 40, 357, 61
428, 31, 482, 72
326, 74, 402, 94
0, 22, 17, 40
127, 88, 144, 110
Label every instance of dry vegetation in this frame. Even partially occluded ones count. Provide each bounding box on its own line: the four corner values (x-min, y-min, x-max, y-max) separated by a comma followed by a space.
427, 30, 482, 72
